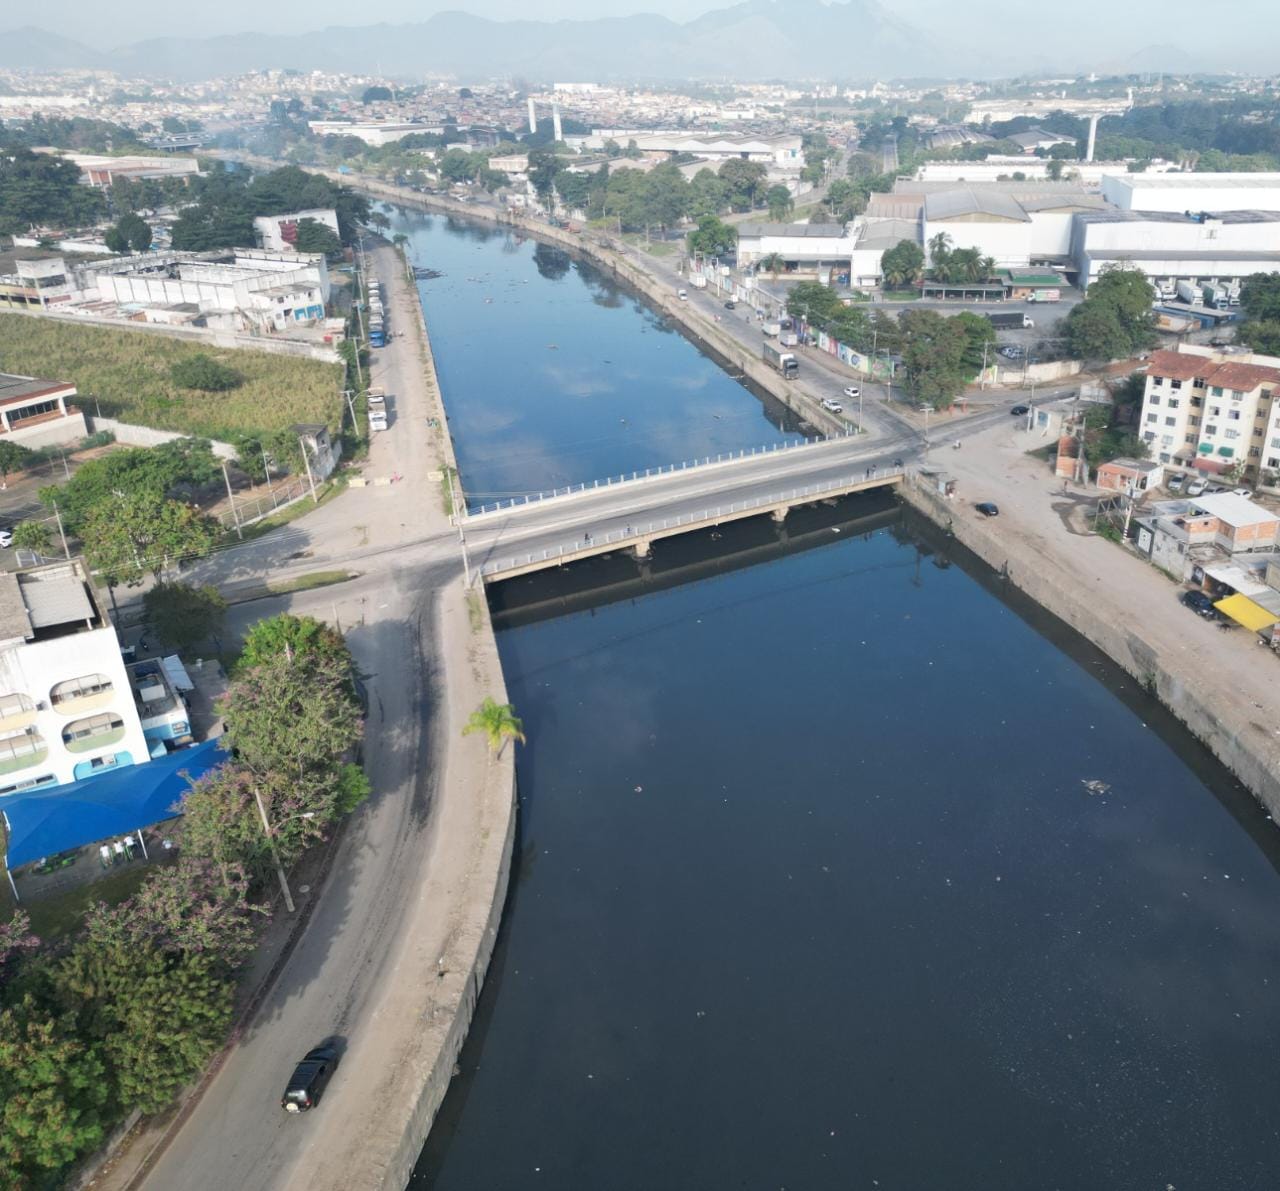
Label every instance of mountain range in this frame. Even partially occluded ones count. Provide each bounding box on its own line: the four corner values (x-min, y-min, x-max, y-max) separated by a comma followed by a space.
0, 0, 1257, 83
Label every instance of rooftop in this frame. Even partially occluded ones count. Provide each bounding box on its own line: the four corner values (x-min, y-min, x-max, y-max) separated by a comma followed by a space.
0, 560, 102, 644
926, 189, 1030, 223
1189, 493, 1280, 527
738, 222, 847, 239
1114, 172, 1280, 189
0, 373, 74, 405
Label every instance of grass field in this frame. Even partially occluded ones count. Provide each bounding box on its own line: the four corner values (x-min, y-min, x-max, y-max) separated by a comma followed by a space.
0, 313, 344, 440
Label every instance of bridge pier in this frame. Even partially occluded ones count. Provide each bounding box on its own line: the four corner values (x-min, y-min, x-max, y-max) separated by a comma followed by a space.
771, 507, 788, 522
633, 538, 652, 559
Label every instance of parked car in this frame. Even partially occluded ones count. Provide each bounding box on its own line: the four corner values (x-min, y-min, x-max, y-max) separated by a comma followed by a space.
281, 1045, 340, 1113
843, 385, 861, 398
1185, 479, 1207, 497
1180, 590, 1217, 619
975, 502, 999, 517
820, 398, 844, 413
1010, 404, 1029, 416
1166, 472, 1185, 492
724, 300, 736, 310
677, 289, 688, 301
0, 529, 11, 549
1230, 486, 1252, 497
998, 345, 1025, 360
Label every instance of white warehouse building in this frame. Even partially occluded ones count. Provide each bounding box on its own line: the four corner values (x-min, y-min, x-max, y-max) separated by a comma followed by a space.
1102, 172, 1280, 213
1071, 209, 1280, 290
82, 249, 330, 332
253, 208, 340, 253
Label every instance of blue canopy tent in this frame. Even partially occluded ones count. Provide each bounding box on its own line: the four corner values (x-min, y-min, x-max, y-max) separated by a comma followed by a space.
2, 739, 228, 892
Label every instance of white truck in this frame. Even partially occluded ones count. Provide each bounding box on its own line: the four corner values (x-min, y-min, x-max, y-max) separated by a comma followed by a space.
690, 275, 707, 289
1202, 283, 1229, 310
1176, 280, 1202, 306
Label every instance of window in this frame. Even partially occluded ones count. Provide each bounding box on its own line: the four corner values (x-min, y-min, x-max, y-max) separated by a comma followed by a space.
9, 399, 62, 427
1211, 386, 1224, 397
1268, 456, 1280, 468
1272, 437, 1280, 449
1170, 379, 1182, 391
0, 693, 34, 722
1167, 398, 1180, 409
1194, 377, 1206, 388
1160, 436, 1174, 447
1146, 413, 1158, 423
1249, 447, 1261, 458
1224, 429, 1240, 440
1185, 434, 1198, 444
50, 674, 113, 707
1143, 431, 1156, 442
1148, 394, 1160, 405
1189, 416, 1201, 427
1206, 425, 1219, 436
1230, 389, 1244, 400
1190, 396, 1203, 408
1159, 451, 1171, 462
0, 774, 55, 797
1165, 417, 1177, 426
1210, 406, 1222, 417
62, 712, 125, 753
1229, 410, 1241, 420
0, 728, 47, 774
1255, 428, 1265, 437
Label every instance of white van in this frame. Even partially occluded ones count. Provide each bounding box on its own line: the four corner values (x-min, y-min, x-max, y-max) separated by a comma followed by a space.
677, 289, 688, 301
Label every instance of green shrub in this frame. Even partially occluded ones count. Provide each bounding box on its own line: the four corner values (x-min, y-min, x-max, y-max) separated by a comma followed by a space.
170, 355, 242, 392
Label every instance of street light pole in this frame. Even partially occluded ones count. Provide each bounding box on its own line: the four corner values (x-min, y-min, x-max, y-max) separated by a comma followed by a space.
253, 790, 315, 914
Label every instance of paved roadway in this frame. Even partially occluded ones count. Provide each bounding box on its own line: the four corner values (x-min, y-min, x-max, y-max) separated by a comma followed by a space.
128, 245, 465, 1191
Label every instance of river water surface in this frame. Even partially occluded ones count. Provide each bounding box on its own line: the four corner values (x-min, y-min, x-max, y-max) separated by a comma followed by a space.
397, 211, 1280, 1190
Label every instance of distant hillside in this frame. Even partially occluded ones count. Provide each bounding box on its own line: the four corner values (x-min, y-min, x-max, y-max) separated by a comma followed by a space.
0, 26, 104, 70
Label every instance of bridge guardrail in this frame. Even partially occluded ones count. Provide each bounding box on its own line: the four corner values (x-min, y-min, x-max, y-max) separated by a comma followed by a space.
464, 429, 864, 519
476, 467, 904, 579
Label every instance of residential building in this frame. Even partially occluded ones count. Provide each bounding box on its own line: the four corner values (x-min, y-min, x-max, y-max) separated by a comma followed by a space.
253, 208, 340, 253
1138, 347, 1280, 477
1096, 458, 1164, 493
0, 373, 89, 449
0, 258, 73, 309
1134, 497, 1280, 581
0, 559, 149, 794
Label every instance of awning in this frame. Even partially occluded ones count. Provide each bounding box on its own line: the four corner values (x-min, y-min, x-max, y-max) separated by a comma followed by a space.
162, 654, 195, 692
2, 739, 227, 871
1214, 593, 1280, 633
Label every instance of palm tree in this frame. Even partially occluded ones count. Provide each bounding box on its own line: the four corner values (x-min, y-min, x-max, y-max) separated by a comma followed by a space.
760, 252, 786, 280
980, 255, 996, 283
463, 697, 527, 757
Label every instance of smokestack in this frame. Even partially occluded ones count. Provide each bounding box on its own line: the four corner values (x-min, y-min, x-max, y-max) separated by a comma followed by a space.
552, 104, 563, 143
527, 97, 537, 135
1085, 114, 1099, 163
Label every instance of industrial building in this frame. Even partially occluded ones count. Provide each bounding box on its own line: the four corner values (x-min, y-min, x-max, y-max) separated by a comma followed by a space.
35, 150, 200, 188
253, 208, 341, 252
1102, 172, 1280, 213
0, 373, 89, 448
583, 131, 803, 170
736, 223, 853, 281
308, 120, 428, 146
1138, 346, 1280, 485
81, 248, 331, 333
1070, 209, 1280, 291
0, 258, 73, 309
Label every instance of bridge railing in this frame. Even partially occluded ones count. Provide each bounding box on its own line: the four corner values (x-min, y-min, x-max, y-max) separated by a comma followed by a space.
465, 429, 863, 518
476, 467, 903, 579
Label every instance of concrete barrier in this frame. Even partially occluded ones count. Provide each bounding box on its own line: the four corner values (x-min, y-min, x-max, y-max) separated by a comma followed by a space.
87, 416, 238, 460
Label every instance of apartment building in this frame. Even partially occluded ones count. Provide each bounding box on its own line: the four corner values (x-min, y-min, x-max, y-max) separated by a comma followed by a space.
0, 559, 150, 795
1138, 347, 1280, 481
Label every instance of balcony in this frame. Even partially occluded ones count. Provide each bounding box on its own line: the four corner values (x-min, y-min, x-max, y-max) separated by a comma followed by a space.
62, 713, 126, 755
0, 729, 48, 776
50, 674, 114, 716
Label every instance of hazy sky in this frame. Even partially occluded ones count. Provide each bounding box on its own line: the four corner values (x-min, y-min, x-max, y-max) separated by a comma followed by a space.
16, 0, 1280, 51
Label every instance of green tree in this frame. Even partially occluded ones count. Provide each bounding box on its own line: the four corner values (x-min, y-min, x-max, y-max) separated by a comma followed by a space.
1238, 272, 1280, 353
11, 519, 50, 558
81, 491, 219, 586
238, 613, 353, 673
220, 650, 363, 785
170, 355, 241, 392
0, 996, 109, 1182
463, 696, 526, 757
1066, 266, 1157, 362
291, 217, 342, 258
880, 239, 924, 288
143, 582, 227, 653
765, 184, 794, 221
759, 252, 785, 280
687, 167, 729, 219
899, 309, 971, 407
0, 440, 34, 485
953, 311, 997, 373
361, 86, 392, 104
0, 148, 106, 235
786, 281, 844, 327
54, 937, 232, 1116
927, 231, 953, 279
718, 159, 768, 211
686, 214, 737, 257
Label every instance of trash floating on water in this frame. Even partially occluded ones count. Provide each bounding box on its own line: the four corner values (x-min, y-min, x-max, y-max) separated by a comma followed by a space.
1081, 779, 1111, 795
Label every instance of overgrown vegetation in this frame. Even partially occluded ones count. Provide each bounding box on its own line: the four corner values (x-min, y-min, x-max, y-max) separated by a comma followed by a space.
1065, 266, 1158, 363
0, 313, 342, 439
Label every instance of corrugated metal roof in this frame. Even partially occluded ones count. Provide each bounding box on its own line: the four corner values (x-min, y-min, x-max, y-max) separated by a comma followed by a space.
1214, 593, 1278, 632
18, 573, 94, 629
1190, 493, 1280, 528
738, 223, 847, 238
0, 573, 32, 642
925, 189, 1031, 223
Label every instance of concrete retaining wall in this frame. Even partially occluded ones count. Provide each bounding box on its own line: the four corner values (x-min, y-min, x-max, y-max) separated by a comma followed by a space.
901, 479, 1280, 817
87, 415, 238, 460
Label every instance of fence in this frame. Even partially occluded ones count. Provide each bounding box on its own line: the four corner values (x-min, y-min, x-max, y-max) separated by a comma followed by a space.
477, 466, 904, 578
465, 431, 863, 517
216, 473, 312, 531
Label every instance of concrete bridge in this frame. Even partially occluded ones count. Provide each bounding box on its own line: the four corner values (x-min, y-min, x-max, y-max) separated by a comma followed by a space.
460, 433, 911, 584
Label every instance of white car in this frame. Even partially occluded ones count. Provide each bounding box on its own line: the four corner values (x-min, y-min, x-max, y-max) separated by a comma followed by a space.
843, 386, 860, 398
820, 398, 844, 413
0, 530, 11, 549
369, 413, 388, 432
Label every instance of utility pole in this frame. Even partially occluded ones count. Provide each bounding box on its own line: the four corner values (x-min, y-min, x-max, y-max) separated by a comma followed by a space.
299, 436, 319, 504
342, 388, 358, 431
221, 459, 242, 539
254, 787, 295, 913
449, 469, 473, 586
261, 445, 275, 503
51, 499, 70, 560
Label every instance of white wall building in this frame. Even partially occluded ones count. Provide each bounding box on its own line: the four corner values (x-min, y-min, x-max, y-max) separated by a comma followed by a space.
1103, 172, 1280, 213
308, 121, 425, 146
253, 208, 340, 252
82, 249, 330, 332
736, 223, 853, 279
0, 374, 89, 449
1071, 209, 1280, 290
0, 560, 150, 795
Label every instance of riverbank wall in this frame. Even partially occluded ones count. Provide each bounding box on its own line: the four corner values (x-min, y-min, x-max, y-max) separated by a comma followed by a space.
901, 479, 1280, 818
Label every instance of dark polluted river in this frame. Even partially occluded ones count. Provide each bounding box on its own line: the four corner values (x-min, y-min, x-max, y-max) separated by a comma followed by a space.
397, 213, 1280, 1189
390, 206, 805, 510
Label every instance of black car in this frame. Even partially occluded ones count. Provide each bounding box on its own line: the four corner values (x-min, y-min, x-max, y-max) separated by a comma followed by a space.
1010, 404, 1030, 416
1180, 590, 1217, 619
724, 300, 736, 310
282, 1045, 340, 1113
975, 502, 999, 517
